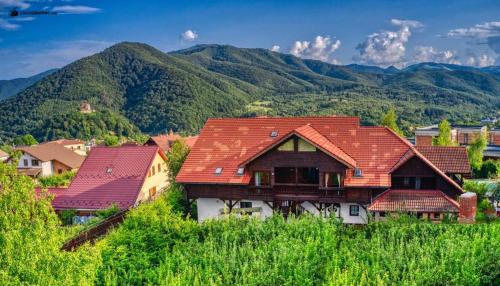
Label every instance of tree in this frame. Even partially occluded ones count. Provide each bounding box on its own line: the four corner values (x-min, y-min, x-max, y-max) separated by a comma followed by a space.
166, 139, 190, 182
0, 162, 98, 284
467, 131, 488, 173
103, 134, 119, 146
381, 108, 403, 136
13, 134, 38, 146
432, 119, 456, 146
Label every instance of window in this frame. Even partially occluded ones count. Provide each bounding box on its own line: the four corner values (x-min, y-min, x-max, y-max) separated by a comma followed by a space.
297, 138, 316, 152
77, 146, 81, 150
58, 169, 63, 174
106, 167, 113, 174
214, 167, 223, 175
149, 187, 157, 198
275, 167, 296, 184
277, 139, 294, 151
270, 131, 278, 137
463, 133, 469, 144
403, 177, 410, 186
254, 171, 270, 186
23, 159, 28, 166
420, 177, 436, 189
236, 167, 244, 175
354, 168, 362, 177
157, 163, 161, 172
415, 177, 421, 189
240, 201, 252, 208
31, 159, 40, 166
379, 212, 386, 217
349, 205, 360, 216
324, 172, 342, 187
297, 167, 319, 184
152, 166, 156, 176
148, 170, 152, 177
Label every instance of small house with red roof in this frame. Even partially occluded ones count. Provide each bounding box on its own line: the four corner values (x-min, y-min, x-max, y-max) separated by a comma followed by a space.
43, 145, 169, 221
177, 116, 471, 223
145, 129, 198, 153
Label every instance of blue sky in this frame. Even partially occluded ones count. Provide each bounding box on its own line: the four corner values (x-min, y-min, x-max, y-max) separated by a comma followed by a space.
0, 0, 499, 79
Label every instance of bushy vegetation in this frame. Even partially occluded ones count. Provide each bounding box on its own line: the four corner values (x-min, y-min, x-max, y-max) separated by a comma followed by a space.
95, 196, 499, 286
38, 171, 76, 188
95, 204, 120, 219
0, 163, 99, 285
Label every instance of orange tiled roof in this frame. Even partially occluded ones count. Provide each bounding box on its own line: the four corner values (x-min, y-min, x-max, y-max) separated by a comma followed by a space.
368, 189, 460, 212
177, 116, 422, 187
148, 132, 198, 152
415, 146, 471, 174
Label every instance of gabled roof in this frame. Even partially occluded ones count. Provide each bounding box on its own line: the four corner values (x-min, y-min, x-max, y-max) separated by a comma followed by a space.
43, 139, 85, 146
18, 143, 85, 169
177, 116, 414, 187
239, 124, 356, 168
416, 146, 471, 174
0, 149, 8, 158
47, 146, 165, 210
147, 132, 198, 152
368, 189, 460, 213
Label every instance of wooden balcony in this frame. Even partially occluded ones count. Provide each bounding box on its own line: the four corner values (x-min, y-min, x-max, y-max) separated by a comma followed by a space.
247, 185, 345, 202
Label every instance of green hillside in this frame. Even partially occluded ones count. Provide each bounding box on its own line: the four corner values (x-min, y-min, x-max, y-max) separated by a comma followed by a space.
0, 69, 56, 100
0, 42, 499, 141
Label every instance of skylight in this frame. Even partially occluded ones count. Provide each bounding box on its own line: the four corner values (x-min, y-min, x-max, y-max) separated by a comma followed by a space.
236, 167, 244, 175
270, 131, 278, 137
106, 167, 113, 174
354, 168, 362, 177
214, 167, 223, 174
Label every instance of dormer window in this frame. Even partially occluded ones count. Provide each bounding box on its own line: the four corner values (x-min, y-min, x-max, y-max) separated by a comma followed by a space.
214, 167, 223, 175
354, 168, 362, 177
236, 167, 244, 175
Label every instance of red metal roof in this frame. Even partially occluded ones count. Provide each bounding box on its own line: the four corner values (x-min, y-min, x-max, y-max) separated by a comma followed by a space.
415, 146, 471, 174
177, 116, 418, 187
46, 146, 165, 210
368, 189, 460, 212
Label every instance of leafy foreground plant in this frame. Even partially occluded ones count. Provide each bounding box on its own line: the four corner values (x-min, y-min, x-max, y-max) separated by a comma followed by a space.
0, 163, 99, 285
96, 195, 500, 286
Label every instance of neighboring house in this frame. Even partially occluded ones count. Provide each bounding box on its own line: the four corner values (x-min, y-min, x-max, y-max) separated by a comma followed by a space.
145, 129, 198, 153
0, 149, 9, 162
177, 116, 469, 223
43, 146, 168, 222
415, 146, 471, 184
42, 139, 88, 156
14, 143, 85, 177
415, 124, 487, 146
490, 129, 500, 146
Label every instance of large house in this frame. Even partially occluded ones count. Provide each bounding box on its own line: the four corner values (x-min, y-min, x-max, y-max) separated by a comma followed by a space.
14, 143, 85, 177
145, 130, 198, 153
177, 116, 471, 223
42, 145, 169, 222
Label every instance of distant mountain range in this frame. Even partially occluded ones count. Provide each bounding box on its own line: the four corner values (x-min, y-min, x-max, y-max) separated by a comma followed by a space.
0, 69, 57, 100
0, 42, 498, 142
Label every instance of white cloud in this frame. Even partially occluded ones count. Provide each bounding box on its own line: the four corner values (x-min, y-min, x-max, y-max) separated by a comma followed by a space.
0, 0, 30, 9
181, 29, 198, 41
51, 5, 101, 14
466, 54, 496, 67
270, 45, 280, 52
290, 35, 341, 64
355, 19, 423, 67
447, 21, 500, 38
0, 18, 20, 30
0, 40, 113, 79
413, 46, 461, 65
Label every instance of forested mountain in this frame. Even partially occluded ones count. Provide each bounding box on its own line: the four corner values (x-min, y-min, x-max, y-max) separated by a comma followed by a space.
0, 69, 57, 100
0, 42, 498, 142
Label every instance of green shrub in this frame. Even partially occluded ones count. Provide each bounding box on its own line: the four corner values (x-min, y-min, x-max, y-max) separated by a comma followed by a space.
477, 159, 500, 179
95, 204, 120, 219
59, 209, 77, 225
38, 171, 76, 188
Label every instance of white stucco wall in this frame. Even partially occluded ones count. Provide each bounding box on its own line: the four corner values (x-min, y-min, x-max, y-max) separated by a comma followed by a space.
196, 199, 368, 224
41, 161, 53, 177
196, 198, 274, 223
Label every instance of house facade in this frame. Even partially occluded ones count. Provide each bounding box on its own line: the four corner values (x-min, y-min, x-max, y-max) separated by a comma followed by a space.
415, 124, 493, 146
177, 116, 469, 223
14, 143, 85, 177
42, 146, 169, 223
145, 130, 198, 153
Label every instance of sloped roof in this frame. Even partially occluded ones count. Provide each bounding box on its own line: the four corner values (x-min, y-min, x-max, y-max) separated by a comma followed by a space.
177, 116, 415, 187
48, 146, 165, 210
368, 189, 460, 212
0, 149, 8, 158
416, 146, 471, 174
19, 143, 85, 169
43, 139, 85, 146
147, 132, 198, 152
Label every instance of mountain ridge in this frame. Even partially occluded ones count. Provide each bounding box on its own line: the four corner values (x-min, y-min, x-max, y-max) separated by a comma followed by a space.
0, 42, 498, 142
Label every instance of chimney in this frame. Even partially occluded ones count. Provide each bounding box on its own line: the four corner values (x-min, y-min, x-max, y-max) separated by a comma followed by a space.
458, 192, 477, 224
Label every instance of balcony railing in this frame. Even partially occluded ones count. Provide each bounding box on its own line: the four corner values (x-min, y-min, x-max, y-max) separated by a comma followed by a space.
247, 185, 345, 202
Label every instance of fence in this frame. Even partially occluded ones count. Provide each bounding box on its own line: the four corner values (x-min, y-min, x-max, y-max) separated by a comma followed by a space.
61, 209, 128, 251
